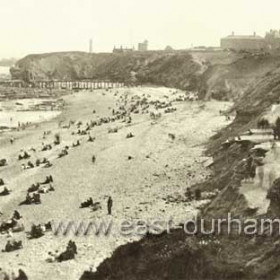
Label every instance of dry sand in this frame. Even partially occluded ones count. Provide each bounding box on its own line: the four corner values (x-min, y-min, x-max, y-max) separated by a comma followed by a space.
0, 87, 231, 279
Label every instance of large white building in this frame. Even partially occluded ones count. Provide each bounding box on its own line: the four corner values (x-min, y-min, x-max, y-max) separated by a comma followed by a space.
221, 32, 266, 51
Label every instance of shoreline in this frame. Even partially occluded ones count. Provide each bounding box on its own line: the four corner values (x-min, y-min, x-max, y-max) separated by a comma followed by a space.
0, 97, 64, 136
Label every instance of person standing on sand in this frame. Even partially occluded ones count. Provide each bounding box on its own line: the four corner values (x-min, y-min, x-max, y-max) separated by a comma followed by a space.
107, 196, 113, 215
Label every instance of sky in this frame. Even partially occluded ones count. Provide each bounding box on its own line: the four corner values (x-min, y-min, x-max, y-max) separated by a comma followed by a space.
0, 0, 280, 59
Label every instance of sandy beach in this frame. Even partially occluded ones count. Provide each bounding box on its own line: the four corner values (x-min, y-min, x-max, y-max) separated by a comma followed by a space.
0, 87, 231, 279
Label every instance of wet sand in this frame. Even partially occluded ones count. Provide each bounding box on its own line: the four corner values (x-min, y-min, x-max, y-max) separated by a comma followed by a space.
0, 98, 61, 128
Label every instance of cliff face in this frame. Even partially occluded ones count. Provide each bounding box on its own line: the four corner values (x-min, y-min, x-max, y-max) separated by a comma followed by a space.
204, 67, 280, 218
11, 50, 280, 101
10, 51, 201, 86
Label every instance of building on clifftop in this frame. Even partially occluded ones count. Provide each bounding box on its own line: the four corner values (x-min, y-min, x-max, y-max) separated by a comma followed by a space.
113, 46, 134, 53
138, 40, 148, 51
265, 29, 280, 49
220, 32, 266, 51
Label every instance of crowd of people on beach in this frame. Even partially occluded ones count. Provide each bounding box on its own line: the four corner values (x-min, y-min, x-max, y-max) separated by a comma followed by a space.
0, 88, 200, 277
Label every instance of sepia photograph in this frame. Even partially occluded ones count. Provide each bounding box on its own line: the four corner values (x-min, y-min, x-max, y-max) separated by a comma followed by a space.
1, 0, 280, 279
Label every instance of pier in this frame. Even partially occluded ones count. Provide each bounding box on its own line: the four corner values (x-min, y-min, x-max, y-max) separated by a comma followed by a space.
0, 80, 125, 90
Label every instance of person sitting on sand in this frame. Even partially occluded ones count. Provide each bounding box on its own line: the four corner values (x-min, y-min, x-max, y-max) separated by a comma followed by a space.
127, 116, 132, 124
3, 240, 22, 252
68, 240, 77, 254
25, 193, 33, 205
58, 149, 68, 158
12, 217, 25, 233
4, 240, 13, 252
56, 240, 77, 262
88, 135, 95, 142
41, 175, 53, 185
15, 269, 28, 280
49, 175, 54, 183
126, 132, 134, 139
28, 183, 40, 193
42, 144, 52, 151
80, 197, 93, 208
33, 193, 41, 204
12, 210, 22, 220
72, 140, 80, 147
0, 187, 10, 196
23, 151, 30, 159
0, 159, 7, 167
44, 161, 52, 168
27, 161, 34, 169
29, 224, 45, 239
21, 192, 41, 205
38, 184, 54, 194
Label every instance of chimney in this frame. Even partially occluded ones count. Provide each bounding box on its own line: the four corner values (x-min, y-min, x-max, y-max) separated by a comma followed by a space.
89, 39, 93, 53
232, 31, 235, 36
253, 32, 256, 37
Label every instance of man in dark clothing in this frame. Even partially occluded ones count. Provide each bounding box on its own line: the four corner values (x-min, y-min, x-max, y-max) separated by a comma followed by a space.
107, 196, 113, 215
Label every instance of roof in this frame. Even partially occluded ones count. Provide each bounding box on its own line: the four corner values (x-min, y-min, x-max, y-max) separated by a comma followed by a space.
242, 128, 274, 135
222, 35, 264, 40
235, 135, 274, 143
